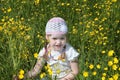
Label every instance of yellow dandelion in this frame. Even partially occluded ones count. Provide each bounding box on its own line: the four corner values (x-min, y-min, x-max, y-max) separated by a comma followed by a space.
83, 71, 89, 77
108, 50, 114, 57
33, 52, 38, 58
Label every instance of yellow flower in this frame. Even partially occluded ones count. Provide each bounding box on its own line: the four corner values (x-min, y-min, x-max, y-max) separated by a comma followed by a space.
83, 71, 88, 77
96, 64, 101, 69
111, 0, 117, 2
101, 50, 106, 54
66, 3, 70, 6
108, 50, 114, 57
7, 8, 12, 12
34, 0, 40, 5
19, 69, 24, 75
112, 64, 118, 70
0, 26, 3, 31
113, 57, 119, 64
72, 28, 78, 34
48, 68, 53, 75
92, 71, 97, 76
108, 77, 113, 80
40, 72, 46, 78
33, 52, 38, 58
102, 76, 106, 80
113, 73, 119, 80
61, 3, 65, 6
56, 69, 61, 74
18, 74, 24, 79
108, 61, 113, 66
119, 67, 120, 71
89, 64, 94, 69
102, 73, 106, 76
104, 67, 108, 70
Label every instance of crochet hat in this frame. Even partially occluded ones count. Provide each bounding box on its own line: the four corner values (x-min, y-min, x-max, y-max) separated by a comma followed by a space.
45, 17, 68, 34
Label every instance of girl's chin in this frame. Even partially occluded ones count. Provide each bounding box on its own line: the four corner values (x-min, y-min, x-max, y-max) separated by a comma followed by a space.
54, 47, 63, 51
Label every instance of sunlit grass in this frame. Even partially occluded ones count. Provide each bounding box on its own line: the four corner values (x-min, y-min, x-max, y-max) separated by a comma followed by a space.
0, 0, 120, 80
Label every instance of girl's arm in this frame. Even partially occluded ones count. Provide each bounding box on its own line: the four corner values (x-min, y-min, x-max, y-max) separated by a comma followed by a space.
26, 57, 45, 78
61, 60, 79, 80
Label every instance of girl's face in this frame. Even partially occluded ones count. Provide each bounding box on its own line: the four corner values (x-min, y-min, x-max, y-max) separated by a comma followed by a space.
46, 34, 67, 51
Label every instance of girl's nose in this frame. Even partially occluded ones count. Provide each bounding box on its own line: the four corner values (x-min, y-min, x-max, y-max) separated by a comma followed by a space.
56, 40, 61, 44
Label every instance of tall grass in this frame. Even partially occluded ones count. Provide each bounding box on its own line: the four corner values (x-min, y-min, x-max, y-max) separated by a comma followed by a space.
0, 0, 120, 80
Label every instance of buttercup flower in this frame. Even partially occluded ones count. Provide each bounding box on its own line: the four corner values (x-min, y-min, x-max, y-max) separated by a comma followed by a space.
108, 61, 113, 66
92, 71, 97, 76
83, 71, 89, 77
112, 64, 118, 70
108, 50, 114, 57
34, 52, 38, 58
102, 76, 106, 80
18, 74, 24, 79
40, 72, 46, 78
96, 64, 101, 69
19, 69, 24, 75
113, 57, 119, 64
111, 0, 117, 2
113, 73, 119, 80
89, 64, 94, 69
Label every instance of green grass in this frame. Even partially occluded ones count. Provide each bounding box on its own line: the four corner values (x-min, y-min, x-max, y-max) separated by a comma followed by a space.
0, 0, 120, 80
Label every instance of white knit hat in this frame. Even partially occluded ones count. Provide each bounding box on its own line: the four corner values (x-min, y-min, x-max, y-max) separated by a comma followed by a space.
45, 17, 68, 34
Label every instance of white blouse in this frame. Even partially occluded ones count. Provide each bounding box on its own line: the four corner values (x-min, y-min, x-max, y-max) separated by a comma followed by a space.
38, 43, 79, 79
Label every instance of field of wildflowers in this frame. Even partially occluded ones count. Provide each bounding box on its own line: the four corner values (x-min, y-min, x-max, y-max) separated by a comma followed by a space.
0, 0, 120, 80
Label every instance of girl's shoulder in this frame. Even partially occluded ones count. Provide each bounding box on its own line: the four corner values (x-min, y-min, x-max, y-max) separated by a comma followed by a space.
65, 43, 75, 52
38, 47, 46, 57
65, 43, 79, 60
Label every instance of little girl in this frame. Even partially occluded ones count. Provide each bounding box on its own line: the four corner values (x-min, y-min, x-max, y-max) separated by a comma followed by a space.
14, 17, 79, 80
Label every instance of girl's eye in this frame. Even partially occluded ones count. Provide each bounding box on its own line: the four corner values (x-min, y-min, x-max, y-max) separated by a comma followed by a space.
52, 38, 57, 40
61, 38, 65, 40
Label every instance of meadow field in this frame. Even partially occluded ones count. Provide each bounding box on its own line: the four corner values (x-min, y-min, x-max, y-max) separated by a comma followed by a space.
0, 0, 120, 80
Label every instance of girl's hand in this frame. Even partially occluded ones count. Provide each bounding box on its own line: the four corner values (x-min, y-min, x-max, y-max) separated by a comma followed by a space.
60, 78, 67, 80
60, 78, 73, 80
